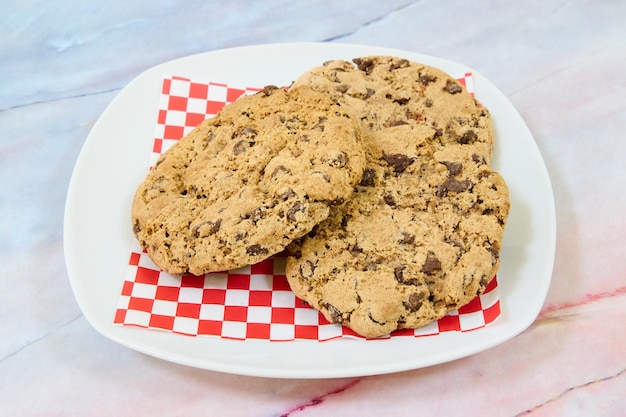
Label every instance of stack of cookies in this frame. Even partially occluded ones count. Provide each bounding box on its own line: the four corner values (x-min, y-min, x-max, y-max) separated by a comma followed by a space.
131, 56, 510, 338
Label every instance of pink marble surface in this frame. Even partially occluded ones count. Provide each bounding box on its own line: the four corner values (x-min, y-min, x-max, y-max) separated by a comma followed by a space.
1, 1, 625, 415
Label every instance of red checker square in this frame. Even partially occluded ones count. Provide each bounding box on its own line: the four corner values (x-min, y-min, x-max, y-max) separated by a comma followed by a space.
249, 290, 272, 307
185, 112, 206, 127
202, 288, 226, 304
135, 267, 160, 285
272, 275, 292, 291
206, 100, 226, 115
483, 300, 501, 324
152, 138, 163, 154
157, 109, 167, 124
226, 88, 245, 103
271, 308, 295, 324
294, 325, 318, 340
128, 297, 154, 312
484, 275, 498, 293
120, 281, 134, 297
176, 302, 201, 319
162, 78, 171, 95
224, 305, 248, 322
168, 95, 188, 111
458, 296, 483, 314
341, 327, 362, 338
149, 314, 175, 330
113, 308, 126, 324
180, 274, 206, 288
250, 258, 274, 275
227, 274, 252, 290
198, 319, 223, 336
456, 76, 467, 87
390, 328, 414, 337
163, 125, 185, 140
155, 286, 180, 302
246, 323, 271, 339
438, 314, 461, 332
128, 252, 141, 266
317, 312, 332, 325
189, 82, 209, 99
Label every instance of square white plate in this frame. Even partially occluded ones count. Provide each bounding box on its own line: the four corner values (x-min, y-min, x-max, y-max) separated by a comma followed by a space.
64, 42, 556, 378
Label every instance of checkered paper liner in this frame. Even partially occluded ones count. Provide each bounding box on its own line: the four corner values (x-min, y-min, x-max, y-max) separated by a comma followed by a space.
114, 74, 500, 341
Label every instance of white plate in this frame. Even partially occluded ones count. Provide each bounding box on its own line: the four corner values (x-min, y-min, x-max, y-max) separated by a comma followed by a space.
64, 42, 556, 378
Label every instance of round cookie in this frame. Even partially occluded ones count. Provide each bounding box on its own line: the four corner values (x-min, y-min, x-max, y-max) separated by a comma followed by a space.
286, 57, 510, 337
132, 85, 366, 275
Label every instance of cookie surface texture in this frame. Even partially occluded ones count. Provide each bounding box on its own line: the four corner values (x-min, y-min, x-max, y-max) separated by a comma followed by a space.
286, 57, 510, 337
132, 86, 365, 275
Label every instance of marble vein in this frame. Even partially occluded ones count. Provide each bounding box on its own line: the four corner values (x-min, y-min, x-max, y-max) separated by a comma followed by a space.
278, 379, 362, 417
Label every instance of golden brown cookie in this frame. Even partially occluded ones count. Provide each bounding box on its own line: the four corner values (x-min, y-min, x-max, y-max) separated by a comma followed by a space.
132, 86, 366, 275
286, 57, 510, 337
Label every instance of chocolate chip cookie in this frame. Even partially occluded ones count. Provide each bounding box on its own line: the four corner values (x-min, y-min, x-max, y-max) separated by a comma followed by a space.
132, 86, 366, 275
286, 57, 510, 337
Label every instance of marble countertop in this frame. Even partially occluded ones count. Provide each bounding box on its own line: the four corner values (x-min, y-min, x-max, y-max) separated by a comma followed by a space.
2, 1, 625, 415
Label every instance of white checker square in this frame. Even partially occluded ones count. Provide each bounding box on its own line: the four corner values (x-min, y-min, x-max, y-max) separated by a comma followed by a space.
131, 282, 157, 299
116, 295, 130, 310
413, 320, 440, 336
123, 310, 151, 327
318, 324, 343, 341
246, 306, 272, 323
224, 289, 250, 306
165, 109, 187, 126
156, 271, 183, 287
459, 311, 486, 331
221, 321, 247, 339
186, 97, 208, 114
199, 304, 225, 321
178, 286, 204, 304
249, 275, 273, 290
207, 84, 228, 102
169, 79, 191, 97
294, 307, 320, 325
204, 274, 229, 289
160, 139, 178, 154
271, 291, 296, 308
173, 316, 199, 335
151, 299, 178, 317
270, 323, 295, 341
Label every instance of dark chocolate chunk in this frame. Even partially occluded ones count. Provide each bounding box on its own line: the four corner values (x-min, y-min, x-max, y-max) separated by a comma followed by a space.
419, 74, 437, 85
353, 57, 375, 75
444, 80, 463, 94
360, 168, 376, 187
246, 244, 269, 256
384, 194, 396, 207
399, 232, 415, 245
233, 140, 247, 155
261, 85, 279, 96
192, 219, 222, 238
445, 178, 471, 193
459, 130, 477, 144
443, 161, 463, 176
421, 252, 442, 273
287, 201, 303, 222
336, 84, 350, 94
324, 303, 344, 323
403, 292, 425, 312
382, 152, 415, 173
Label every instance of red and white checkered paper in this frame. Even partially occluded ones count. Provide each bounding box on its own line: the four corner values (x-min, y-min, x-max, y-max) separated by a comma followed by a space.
114, 74, 500, 341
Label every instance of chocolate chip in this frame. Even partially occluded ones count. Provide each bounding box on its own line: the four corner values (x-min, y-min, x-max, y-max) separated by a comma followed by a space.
364, 88, 375, 99
359, 168, 376, 186
459, 130, 477, 144
278, 188, 296, 201
246, 244, 268, 256
382, 152, 415, 173
336, 84, 350, 94
419, 74, 437, 85
325, 303, 344, 323
445, 178, 471, 193
390, 58, 409, 70
433, 129, 443, 139
388, 120, 409, 127
192, 219, 222, 238
471, 153, 486, 165
271, 165, 289, 178
249, 207, 267, 223
421, 252, 441, 273
133, 222, 141, 235
393, 97, 410, 105
424, 99, 433, 107
403, 292, 425, 312
261, 85, 279, 96
234, 231, 247, 241
394, 265, 406, 282
329, 152, 347, 168
443, 161, 463, 177
487, 246, 499, 264
233, 140, 247, 155
399, 232, 415, 245
287, 201, 303, 222
340, 214, 351, 228
384, 194, 396, 206
299, 260, 316, 278
330, 197, 345, 206
312, 170, 331, 183
353, 57, 375, 75
444, 80, 463, 94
